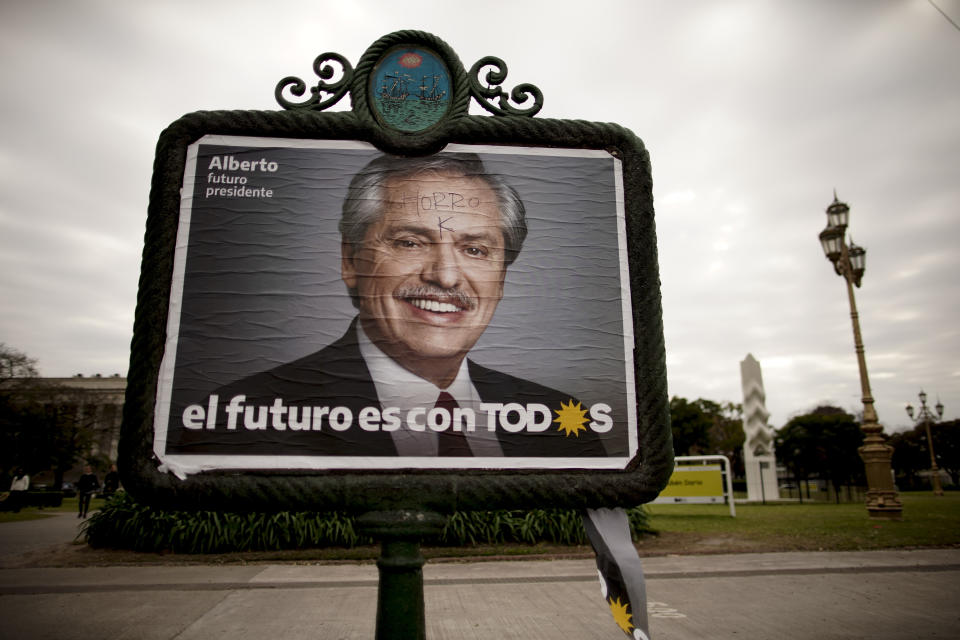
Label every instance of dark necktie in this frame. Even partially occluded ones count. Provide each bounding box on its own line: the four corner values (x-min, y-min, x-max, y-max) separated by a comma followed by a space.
435, 391, 470, 456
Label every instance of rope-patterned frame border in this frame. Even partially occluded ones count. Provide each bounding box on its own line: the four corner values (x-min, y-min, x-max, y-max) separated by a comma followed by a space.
119, 31, 673, 514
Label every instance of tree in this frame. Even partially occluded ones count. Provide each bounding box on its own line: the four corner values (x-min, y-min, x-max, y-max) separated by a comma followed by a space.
776, 406, 865, 502
669, 397, 745, 475
0, 343, 38, 385
889, 420, 960, 490
669, 396, 713, 456
888, 427, 928, 490
0, 344, 99, 487
704, 400, 745, 477
1, 343, 41, 481
775, 420, 818, 495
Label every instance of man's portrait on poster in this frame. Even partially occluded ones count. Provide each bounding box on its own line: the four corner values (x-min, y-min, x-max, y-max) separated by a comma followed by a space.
155, 138, 637, 472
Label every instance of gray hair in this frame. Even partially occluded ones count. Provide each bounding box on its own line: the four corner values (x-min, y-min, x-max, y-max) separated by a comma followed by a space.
339, 153, 527, 265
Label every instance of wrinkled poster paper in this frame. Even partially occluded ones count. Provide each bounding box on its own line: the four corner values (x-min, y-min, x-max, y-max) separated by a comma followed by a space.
154, 137, 637, 476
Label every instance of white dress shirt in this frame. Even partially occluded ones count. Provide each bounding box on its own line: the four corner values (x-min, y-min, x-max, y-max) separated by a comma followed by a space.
356, 322, 504, 457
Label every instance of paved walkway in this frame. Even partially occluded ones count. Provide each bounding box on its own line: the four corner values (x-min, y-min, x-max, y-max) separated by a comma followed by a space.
0, 511, 85, 562
1, 514, 959, 638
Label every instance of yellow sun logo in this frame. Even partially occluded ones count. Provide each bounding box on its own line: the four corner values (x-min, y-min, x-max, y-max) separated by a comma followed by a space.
608, 596, 633, 634
553, 399, 588, 437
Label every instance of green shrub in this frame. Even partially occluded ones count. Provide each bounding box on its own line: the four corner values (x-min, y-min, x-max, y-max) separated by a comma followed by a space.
83, 493, 651, 553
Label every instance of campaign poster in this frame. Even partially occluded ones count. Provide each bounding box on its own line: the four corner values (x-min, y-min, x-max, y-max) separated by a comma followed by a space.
154, 136, 638, 475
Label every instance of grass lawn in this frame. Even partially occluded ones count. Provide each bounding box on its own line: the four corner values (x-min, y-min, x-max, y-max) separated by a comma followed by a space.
644, 491, 960, 552
3, 492, 957, 565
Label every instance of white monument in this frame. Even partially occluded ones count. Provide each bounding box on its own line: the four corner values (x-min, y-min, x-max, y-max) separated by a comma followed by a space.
740, 354, 779, 502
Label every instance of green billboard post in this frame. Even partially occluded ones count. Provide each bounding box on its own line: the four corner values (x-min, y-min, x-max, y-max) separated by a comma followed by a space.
121, 31, 672, 639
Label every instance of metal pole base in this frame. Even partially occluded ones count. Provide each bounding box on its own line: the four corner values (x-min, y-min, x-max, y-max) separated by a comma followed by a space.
863, 489, 904, 520
931, 475, 945, 497
859, 436, 903, 521
356, 510, 446, 640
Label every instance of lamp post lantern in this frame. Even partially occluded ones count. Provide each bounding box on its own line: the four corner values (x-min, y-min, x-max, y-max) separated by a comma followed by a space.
906, 391, 945, 496
818, 192, 902, 520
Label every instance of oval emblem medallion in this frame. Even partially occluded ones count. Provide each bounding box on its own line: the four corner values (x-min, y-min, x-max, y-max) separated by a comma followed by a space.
371, 47, 451, 132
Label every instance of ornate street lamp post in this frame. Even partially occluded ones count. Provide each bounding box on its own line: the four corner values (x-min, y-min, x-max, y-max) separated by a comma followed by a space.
818, 193, 903, 520
906, 391, 945, 496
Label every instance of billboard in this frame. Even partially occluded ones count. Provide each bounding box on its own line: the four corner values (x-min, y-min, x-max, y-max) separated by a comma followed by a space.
154, 137, 637, 475
121, 29, 671, 514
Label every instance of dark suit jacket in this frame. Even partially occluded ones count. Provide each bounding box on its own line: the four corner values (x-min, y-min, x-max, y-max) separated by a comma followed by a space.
167, 320, 606, 459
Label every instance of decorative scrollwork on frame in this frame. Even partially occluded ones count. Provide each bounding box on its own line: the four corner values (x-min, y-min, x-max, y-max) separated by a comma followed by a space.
468, 56, 543, 117
275, 52, 354, 111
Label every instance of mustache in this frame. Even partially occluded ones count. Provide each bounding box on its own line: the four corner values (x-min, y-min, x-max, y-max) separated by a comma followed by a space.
394, 285, 477, 311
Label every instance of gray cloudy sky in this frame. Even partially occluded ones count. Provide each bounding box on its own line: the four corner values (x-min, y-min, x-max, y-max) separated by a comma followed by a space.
1, 0, 958, 433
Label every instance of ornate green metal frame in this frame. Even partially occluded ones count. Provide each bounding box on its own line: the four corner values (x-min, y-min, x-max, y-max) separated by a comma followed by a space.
120, 30, 672, 514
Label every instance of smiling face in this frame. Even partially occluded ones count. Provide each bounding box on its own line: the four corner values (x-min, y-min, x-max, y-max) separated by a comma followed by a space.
341, 171, 507, 387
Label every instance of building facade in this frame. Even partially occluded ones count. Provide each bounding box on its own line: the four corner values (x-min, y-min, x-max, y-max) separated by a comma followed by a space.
3, 375, 125, 487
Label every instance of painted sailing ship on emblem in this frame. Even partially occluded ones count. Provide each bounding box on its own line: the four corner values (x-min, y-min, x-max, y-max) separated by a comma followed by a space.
417, 74, 447, 103
379, 72, 411, 102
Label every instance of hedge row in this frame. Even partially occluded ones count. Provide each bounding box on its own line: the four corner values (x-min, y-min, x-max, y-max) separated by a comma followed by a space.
82, 492, 652, 554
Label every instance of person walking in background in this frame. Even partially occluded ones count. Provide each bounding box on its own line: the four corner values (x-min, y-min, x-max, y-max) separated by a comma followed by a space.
8, 468, 30, 512
102, 464, 120, 496
76, 465, 99, 519
10, 468, 29, 492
